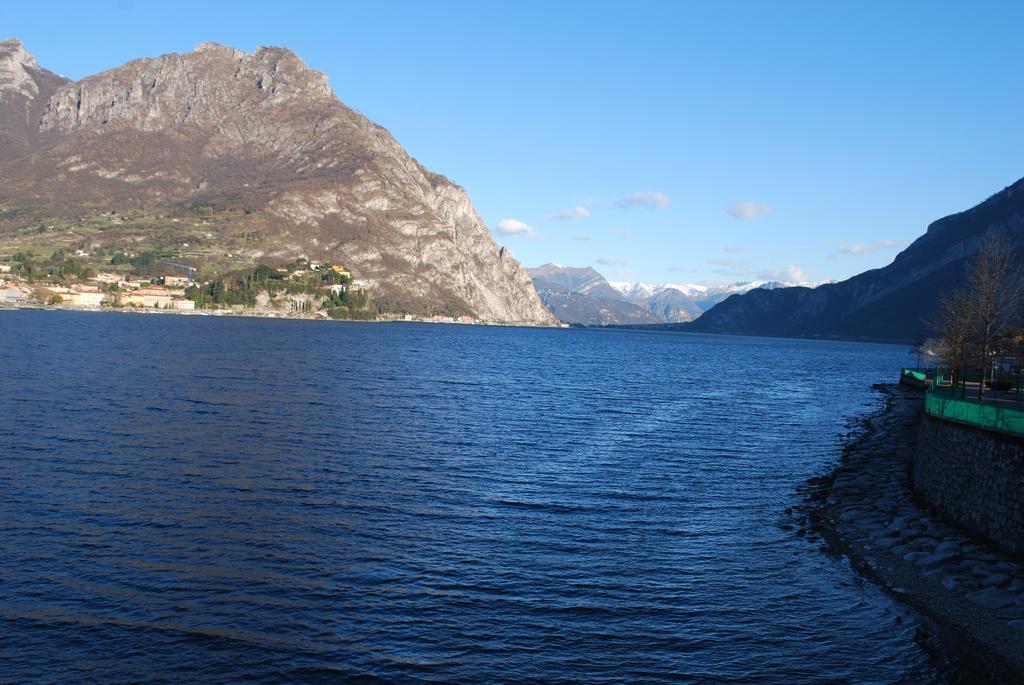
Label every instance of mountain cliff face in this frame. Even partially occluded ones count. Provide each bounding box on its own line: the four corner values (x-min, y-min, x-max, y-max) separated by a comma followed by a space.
0, 39, 69, 158
0, 39, 554, 324
688, 178, 1024, 342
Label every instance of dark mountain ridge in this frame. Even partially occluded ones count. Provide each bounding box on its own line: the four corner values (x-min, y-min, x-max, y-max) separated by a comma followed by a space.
687, 178, 1024, 342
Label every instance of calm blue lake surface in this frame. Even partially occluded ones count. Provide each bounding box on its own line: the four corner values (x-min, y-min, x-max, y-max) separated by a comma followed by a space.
0, 311, 940, 683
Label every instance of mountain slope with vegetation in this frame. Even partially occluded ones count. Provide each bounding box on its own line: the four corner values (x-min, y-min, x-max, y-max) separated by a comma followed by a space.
0, 38, 554, 324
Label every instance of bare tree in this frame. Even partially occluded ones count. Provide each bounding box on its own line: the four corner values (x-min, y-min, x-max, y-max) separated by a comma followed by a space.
932, 288, 975, 393
967, 233, 1022, 400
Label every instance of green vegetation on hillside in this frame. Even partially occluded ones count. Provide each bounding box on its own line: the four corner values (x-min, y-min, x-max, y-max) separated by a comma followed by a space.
8, 250, 96, 283
0, 207, 263, 279
184, 260, 371, 317
2, 238, 374, 318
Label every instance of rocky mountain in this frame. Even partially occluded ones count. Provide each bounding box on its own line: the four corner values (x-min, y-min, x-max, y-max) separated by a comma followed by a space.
528, 264, 661, 325
688, 177, 1024, 342
609, 279, 800, 319
0, 39, 69, 158
528, 263, 800, 325
0, 38, 554, 324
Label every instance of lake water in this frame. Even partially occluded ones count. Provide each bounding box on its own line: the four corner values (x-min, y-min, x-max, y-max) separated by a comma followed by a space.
0, 311, 941, 683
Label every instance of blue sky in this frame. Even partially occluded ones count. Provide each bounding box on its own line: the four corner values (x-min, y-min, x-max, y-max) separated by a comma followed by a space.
5, 1, 1024, 285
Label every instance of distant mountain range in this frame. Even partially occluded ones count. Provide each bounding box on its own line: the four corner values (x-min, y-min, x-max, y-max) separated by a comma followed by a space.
527, 263, 803, 326
686, 177, 1024, 342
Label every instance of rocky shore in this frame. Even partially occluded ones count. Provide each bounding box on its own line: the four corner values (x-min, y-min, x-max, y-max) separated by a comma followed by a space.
801, 384, 1024, 682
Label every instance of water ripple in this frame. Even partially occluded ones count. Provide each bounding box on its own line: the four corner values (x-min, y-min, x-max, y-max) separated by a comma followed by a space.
0, 312, 940, 683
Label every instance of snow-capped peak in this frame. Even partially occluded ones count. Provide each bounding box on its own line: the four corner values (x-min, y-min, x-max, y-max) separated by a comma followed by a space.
608, 281, 656, 298
609, 281, 712, 298
660, 282, 709, 296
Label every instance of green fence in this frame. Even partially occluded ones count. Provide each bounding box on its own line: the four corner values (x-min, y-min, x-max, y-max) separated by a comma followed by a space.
901, 368, 927, 382
924, 387, 1024, 437
901, 367, 930, 390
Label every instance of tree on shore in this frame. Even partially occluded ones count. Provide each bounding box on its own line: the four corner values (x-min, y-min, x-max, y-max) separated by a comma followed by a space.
967, 234, 1022, 400
932, 289, 974, 392
931, 233, 1023, 399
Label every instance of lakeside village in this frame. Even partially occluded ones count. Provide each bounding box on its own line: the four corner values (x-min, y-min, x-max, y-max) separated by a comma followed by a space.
0, 250, 480, 324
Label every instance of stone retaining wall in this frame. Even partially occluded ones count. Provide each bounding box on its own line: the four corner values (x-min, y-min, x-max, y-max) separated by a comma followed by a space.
914, 415, 1024, 559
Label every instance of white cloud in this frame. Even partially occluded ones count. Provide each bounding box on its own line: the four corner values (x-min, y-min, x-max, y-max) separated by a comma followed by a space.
757, 265, 808, 282
836, 240, 906, 256
614, 192, 670, 210
666, 266, 695, 273
547, 205, 591, 221
707, 258, 746, 268
786, 265, 807, 281
494, 218, 539, 240
727, 201, 771, 220
572, 234, 592, 242
597, 257, 626, 266
724, 244, 748, 253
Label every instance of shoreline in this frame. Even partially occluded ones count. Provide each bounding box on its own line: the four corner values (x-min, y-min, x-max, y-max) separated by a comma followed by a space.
0, 304, 562, 328
800, 384, 1024, 682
